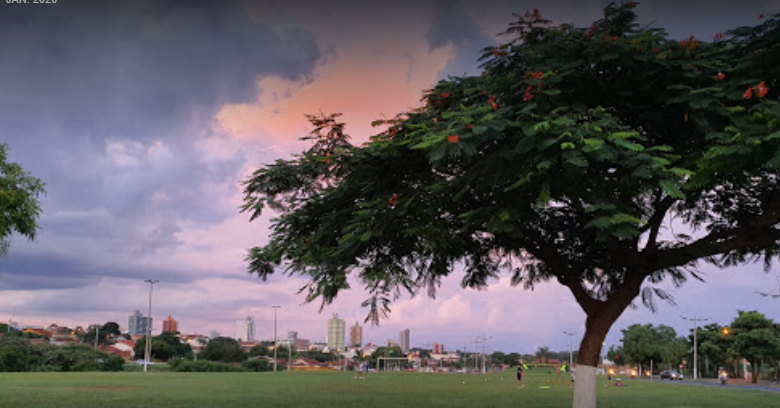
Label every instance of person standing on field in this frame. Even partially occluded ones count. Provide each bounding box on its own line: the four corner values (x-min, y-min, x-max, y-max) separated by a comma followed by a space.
517, 364, 524, 387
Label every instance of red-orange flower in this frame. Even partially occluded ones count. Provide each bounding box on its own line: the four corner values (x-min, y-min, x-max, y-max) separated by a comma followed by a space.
759, 13, 765, 19
714, 72, 726, 81
324, 153, 331, 165
583, 31, 591, 38
448, 135, 459, 143
714, 32, 724, 40
744, 87, 753, 99
440, 92, 450, 98
755, 81, 769, 98
464, 124, 475, 130
531, 71, 543, 80
389, 194, 398, 206
653, 46, 659, 53
492, 103, 498, 110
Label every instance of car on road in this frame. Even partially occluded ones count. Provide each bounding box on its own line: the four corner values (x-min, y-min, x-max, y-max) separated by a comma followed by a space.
660, 370, 683, 380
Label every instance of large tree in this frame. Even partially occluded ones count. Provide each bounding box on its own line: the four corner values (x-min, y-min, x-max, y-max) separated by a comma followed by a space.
693, 323, 737, 377
730, 310, 780, 383
620, 324, 686, 370
243, 4, 780, 408
0, 143, 44, 260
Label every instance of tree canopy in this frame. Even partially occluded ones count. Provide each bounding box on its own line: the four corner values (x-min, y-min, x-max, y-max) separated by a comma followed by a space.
730, 310, 780, 383
0, 143, 44, 259
618, 323, 686, 370
243, 4, 779, 408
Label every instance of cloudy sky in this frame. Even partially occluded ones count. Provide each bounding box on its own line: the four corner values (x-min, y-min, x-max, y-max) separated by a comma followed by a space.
2, 0, 780, 354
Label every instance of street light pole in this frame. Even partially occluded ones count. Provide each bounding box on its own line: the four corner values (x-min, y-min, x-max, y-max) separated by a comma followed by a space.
681, 313, 709, 380
144, 279, 159, 373
272, 305, 280, 372
563, 331, 576, 369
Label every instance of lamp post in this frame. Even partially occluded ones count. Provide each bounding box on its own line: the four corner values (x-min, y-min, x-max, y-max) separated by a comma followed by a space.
144, 279, 159, 373
272, 305, 280, 372
563, 331, 576, 369
681, 313, 709, 380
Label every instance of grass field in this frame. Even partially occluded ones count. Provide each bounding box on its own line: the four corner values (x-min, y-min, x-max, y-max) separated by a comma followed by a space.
1, 370, 778, 408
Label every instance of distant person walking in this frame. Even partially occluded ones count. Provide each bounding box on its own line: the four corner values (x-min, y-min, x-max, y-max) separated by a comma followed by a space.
517, 365, 524, 387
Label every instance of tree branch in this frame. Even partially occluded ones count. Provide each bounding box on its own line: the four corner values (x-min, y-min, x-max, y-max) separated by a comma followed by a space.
642, 196, 675, 253
654, 225, 780, 271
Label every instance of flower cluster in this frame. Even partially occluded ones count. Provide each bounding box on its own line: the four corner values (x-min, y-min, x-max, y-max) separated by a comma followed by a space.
388, 194, 399, 206
713, 32, 724, 41
744, 81, 769, 99
679, 35, 701, 52
487, 95, 498, 110
713, 72, 726, 81
492, 47, 508, 57
523, 71, 545, 101
448, 135, 459, 143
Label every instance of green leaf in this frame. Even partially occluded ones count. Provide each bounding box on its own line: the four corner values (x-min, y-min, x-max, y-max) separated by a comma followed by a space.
583, 138, 604, 146
561, 142, 576, 150
690, 98, 715, 109
533, 121, 550, 132
608, 131, 639, 140
412, 135, 445, 150
612, 139, 645, 151
659, 179, 685, 199
543, 89, 562, 96
473, 125, 488, 135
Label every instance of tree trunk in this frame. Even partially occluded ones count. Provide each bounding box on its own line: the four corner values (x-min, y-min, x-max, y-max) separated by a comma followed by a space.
753, 361, 761, 384
568, 274, 645, 408
572, 310, 614, 408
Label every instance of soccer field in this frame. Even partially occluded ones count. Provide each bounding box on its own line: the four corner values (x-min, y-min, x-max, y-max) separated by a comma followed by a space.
1, 371, 778, 408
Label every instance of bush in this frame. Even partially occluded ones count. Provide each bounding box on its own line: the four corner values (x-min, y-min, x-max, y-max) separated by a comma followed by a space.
70, 361, 100, 372
243, 359, 272, 372
171, 360, 246, 372
101, 355, 125, 372
168, 358, 185, 370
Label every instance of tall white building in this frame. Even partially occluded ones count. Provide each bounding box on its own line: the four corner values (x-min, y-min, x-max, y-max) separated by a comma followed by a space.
235, 316, 255, 342
399, 328, 410, 352
327, 314, 345, 351
128, 309, 152, 336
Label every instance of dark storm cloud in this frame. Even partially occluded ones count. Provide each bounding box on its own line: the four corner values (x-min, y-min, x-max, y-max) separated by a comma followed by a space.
0, 0, 321, 291
0, 249, 193, 291
0, 0, 319, 141
427, 0, 494, 77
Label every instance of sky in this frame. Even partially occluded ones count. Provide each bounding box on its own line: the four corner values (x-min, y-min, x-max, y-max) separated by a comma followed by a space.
2, 0, 780, 355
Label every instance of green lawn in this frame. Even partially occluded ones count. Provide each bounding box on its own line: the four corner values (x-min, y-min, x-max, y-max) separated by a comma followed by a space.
0, 370, 778, 408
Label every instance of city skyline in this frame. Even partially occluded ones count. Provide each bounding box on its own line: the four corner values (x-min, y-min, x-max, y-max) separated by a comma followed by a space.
1, 0, 780, 354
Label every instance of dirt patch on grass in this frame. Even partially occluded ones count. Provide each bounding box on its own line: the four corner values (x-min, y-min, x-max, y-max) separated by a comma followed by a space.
77, 386, 140, 391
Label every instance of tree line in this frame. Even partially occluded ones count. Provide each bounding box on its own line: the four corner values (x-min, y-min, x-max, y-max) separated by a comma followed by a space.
608, 311, 780, 383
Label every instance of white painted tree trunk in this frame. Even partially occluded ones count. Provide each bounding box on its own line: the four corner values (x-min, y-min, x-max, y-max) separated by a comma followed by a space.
572, 365, 597, 408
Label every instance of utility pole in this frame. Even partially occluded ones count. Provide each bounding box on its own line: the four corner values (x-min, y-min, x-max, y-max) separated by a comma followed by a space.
681, 313, 709, 380
473, 336, 491, 374
272, 306, 280, 372
143, 279, 159, 373
563, 331, 576, 369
